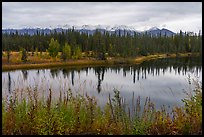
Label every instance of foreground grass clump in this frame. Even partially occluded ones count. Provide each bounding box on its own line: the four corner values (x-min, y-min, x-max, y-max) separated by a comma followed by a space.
2, 80, 202, 135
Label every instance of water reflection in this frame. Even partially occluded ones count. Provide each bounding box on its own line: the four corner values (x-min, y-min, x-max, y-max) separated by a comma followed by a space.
50, 69, 60, 78
22, 70, 28, 80
8, 72, 11, 94
36, 70, 40, 76
95, 67, 105, 93
46, 56, 202, 94
71, 70, 74, 86
2, 56, 202, 110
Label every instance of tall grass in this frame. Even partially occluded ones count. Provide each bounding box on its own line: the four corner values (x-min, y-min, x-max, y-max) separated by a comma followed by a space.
2, 79, 202, 135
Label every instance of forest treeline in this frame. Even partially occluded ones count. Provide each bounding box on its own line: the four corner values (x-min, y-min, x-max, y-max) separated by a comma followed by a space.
2, 29, 202, 58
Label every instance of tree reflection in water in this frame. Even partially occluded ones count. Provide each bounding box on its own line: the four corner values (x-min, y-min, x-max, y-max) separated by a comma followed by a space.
8, 72, 11, 94
45, 56, 201, 94
22, 70, 28, 81
71, 70, 74, 86
95, 66, 105, 93
50, 69, 60, 78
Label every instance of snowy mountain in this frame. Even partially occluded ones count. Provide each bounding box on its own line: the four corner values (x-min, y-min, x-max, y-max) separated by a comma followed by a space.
144, 27, 175, 37
147, 26, 160, 31
2, 24, 176, 37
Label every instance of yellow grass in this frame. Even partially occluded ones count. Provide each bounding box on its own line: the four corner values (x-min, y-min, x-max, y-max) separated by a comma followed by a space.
2, 52, 200, 72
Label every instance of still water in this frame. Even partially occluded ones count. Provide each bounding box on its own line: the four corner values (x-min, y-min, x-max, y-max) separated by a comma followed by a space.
2, 57, 202, 111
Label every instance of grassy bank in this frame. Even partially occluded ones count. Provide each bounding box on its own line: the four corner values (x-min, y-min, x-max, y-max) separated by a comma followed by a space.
2, 79, 202, 135
2, 60, 106, 72
2, 52, 200, 72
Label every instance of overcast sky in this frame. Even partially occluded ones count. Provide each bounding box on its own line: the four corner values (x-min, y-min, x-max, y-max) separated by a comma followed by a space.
2, 2, 202, 33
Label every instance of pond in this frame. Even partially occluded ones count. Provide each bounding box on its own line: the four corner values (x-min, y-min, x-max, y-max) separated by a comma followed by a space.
2, 56, 202, 112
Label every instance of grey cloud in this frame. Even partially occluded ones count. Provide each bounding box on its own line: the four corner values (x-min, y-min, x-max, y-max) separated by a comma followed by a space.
2, 2, 202, 33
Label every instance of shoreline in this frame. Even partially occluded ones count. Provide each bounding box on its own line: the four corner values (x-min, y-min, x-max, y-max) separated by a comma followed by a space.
2, 53, 200, 72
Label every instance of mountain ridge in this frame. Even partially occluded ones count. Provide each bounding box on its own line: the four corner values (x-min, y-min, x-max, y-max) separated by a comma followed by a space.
2, 24, 182, 37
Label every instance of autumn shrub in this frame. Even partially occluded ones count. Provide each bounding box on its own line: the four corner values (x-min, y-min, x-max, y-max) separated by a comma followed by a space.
147, 78, 202, 135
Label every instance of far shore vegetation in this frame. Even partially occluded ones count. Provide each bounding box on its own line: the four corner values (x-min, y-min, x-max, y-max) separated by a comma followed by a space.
2, 51, 201, 72
2, 29, 202, 71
